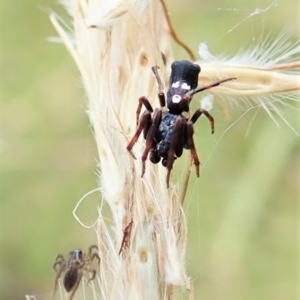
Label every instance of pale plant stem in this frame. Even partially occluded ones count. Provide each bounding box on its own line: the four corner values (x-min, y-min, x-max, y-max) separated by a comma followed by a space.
52, 1, 191, 299
50, 1, 300, 299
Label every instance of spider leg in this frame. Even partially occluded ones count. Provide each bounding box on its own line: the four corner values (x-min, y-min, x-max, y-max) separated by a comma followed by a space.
53, 254, 65, 272
151, 66, 166, 108
86, 268, 97, 284
136, 96, 154, 127
142, 115, 153, 140
88, 245, 98, 258
52, 255, 66, 300
127, 110, 152, 159
166, 117, 185, 187
185, 121, 200, 177
175, 118, 186, 158
141, 108, 162, 177
90, 253, 100, 265
184, 77, 236, 100
190, 109, 214, 134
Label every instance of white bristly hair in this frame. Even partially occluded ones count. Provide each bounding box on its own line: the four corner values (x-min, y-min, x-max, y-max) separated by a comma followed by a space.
197, 28, 300, 134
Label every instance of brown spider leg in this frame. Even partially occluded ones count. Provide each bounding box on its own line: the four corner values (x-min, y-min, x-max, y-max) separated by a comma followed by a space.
141, 108, 162, 177
175, 118, 186, 158
151, 66, 166, 108
127, 110, 152, 159
88, 245, 98, 257
86, 268, 97, 285
53, 254, 65, 272
185, 122, 200, 177
185, 77, 236, 99
52, 255, 66, 300
90, 253, 101, 265
190, 109, 215, 134
136, 96, 154, 126
166, 117, 185, 187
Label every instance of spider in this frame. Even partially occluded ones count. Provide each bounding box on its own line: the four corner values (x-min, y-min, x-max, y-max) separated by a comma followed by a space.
126, 60, 236, 187
52, 245, 100, 300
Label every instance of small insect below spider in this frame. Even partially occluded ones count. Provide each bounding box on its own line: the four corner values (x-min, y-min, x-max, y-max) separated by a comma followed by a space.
126, 60, 236, 187
52, 245, 100, 300
119, 220, 133, 255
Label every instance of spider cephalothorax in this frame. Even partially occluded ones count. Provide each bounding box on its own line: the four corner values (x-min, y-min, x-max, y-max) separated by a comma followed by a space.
127, 60, 235, 187
52, 245, 100, 300
166, 60, 200, 114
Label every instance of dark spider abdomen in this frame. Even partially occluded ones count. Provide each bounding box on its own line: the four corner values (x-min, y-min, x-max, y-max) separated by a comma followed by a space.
150, 113, 184, 165
156, 113, 177, 153
63, 269, 78, 292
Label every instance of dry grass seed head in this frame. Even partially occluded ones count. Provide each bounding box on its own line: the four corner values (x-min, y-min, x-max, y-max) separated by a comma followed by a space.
51, 0, 192, 299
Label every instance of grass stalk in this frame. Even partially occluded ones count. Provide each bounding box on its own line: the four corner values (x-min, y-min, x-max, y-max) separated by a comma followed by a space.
50, 1, 299, 299
52, 0, 191, 299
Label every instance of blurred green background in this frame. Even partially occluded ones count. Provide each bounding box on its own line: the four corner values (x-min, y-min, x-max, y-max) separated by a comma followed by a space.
0, 0, 298, 299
